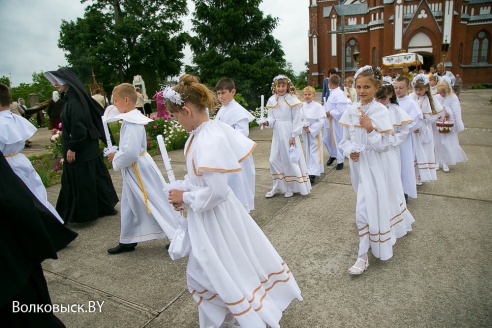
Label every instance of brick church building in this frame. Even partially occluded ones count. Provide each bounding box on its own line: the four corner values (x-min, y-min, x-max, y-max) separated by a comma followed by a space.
308, 0, 492, 86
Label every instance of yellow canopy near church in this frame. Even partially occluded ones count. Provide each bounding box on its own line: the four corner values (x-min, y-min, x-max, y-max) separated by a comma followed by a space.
382, 53, 424, 68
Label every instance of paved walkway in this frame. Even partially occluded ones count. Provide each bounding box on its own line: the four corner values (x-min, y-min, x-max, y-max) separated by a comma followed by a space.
38, 89, 492, 327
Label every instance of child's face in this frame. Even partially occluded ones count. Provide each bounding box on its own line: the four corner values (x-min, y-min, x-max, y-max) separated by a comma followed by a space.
345, 81, 353, 88
438, 88, 448, 98
377, 94, 390, 106
112, 94, 132, 113
429, 79, 437, 87
275, 82, 287, 96
216, 88, 235, 106
414, 86, 427, 97
303, 91, 314, 103
394, 81, 408, 98
172, 107, 193, 132
355, 76, 378, 105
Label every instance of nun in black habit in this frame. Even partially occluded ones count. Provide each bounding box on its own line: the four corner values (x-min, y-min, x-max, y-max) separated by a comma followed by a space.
44, 68, 119, 223
0, 150, 78, 327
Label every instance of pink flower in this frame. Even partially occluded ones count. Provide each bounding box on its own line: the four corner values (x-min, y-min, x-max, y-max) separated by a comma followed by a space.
56, 162, 61, 167
54, 168, 59, 173
58, 123, 62, 129
151, 115, 157, 120
147, 142, 151, 147
153, 126, 157, 129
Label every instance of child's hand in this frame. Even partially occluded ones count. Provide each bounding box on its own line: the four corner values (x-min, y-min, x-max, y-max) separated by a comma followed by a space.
107, 152, 116, 162
414, 129, 419, 133
303, 126, 310, 133
168, 189, 184, 207
350, 152, 360, 162
326, 112, 331, 118
289, 137, 295, 146
359, 112, 374, 133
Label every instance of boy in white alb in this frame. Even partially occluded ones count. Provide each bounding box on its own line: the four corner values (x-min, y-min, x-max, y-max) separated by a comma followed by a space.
215, 78, 256, 212
324, 75, 351, 170
394, 76, 422, 200
301, 86, 325, 184
106, 83, 182, 254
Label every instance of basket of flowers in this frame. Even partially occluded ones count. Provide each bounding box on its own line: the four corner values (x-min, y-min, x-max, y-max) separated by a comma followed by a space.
436, 120, 454, 134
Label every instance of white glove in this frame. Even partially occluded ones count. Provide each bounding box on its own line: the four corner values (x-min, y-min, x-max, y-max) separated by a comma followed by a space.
103, 146, 118, 157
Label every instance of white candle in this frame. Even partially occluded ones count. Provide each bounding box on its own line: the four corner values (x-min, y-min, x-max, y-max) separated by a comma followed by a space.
101, 116, 112, 148
156, 135, 175, 182
260, 95, 264, 119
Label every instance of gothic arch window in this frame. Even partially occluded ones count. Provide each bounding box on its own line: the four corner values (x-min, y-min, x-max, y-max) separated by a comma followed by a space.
346, 39, 359, 68
472, 31, 489, 63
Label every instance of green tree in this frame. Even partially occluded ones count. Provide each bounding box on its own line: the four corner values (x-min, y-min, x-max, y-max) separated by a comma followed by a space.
0, 76, 11, 88
58, 0, 188, 95
188, 0, 287, 109
10, 72, 56, 106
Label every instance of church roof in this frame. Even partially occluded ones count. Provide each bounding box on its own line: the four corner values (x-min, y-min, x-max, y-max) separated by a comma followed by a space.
335, 3, 368, 16
468, 0, 492, 4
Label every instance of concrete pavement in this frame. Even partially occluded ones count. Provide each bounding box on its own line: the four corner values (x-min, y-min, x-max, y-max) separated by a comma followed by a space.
39, 89, 492, 327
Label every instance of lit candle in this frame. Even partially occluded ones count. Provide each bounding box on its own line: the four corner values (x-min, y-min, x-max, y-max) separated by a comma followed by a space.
156, 135, 175, 182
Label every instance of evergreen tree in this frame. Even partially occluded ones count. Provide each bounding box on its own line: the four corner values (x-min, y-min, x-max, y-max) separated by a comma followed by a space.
58, 0, 188, 94
188, 0, 287, 109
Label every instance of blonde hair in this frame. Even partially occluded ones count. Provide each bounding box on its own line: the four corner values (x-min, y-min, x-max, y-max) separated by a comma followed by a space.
166, 74, 217, 113
303, 86, 316, 94
113, 83, 137, 104
344, 76, 354, 84
437, 81, 452, 95
429, 75, 438, 82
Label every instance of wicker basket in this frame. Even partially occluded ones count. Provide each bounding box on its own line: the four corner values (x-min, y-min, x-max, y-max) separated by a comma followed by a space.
436, 120, 454, 134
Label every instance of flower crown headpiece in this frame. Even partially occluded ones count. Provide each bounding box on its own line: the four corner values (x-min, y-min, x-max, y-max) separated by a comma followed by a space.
272, 74, 291, 84
412, 74, 429, 86
161, 85, 187, 106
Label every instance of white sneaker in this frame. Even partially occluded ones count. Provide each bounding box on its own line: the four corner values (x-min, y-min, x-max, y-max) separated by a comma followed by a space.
435, 162, 440, 171
265, 189, 279, 198
416, 181, 423, 186
284, 191, 294, 198
442, 163, 450, 172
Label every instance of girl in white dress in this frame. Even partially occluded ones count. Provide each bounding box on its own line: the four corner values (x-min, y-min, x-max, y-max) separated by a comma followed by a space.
344, 76, 357, 103
167, 74, 302, 328
338, 67, 414, 275
301, 86, 325, 184
0, 83, 63, 224
433, 82, 468, 172
260, 75, 311, 198
409, 74, 442, 183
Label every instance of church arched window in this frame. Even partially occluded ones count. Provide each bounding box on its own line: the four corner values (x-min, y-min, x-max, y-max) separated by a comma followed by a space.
472, 31, 489, 63
346, 39, 359, 68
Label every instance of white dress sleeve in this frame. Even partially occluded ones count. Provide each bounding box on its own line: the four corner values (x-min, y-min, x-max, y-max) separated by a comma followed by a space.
231, 118, 250, 137
391, 124, 410, 147
112, 124, 142, 172
290, 104, 303, 138
330, 102, 347, 121
449, 95, 464, 132
182, 170, 230, 213
366, 130, 390, 152
308, 118, 325, 137
338, 126, 354, 157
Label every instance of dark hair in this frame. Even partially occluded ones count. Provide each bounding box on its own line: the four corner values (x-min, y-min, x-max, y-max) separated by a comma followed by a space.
376, 84, 398, 104
328, 74, 340, 87
215, 78, 235, 91
328, 68, 337, 75
0, 83, 12, 107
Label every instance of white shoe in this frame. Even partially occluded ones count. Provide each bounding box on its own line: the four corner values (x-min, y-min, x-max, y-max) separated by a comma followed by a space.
442, 163, 450, 172
416, 181, 423, 186
348, 254, 369, 275
265, 189, 279, 198
435, 162, 440, 171
284, 191, 294, 198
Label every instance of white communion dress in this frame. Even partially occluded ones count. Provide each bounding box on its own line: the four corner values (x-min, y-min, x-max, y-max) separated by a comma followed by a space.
181, 120, 302, 328
301, 100, 325, 176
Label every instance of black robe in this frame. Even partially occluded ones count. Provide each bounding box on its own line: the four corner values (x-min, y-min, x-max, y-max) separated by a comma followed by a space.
46, 68, 119, 223
0, 151, 78, 327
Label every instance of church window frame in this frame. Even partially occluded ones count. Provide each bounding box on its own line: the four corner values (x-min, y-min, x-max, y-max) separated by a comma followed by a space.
472, 31, 489, 63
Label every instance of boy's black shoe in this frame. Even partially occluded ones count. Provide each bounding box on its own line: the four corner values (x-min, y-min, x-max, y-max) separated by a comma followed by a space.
107, 243, 137, 255
309, 175, 316, 184
336, 163, 344, 170
326, 157, 336, 166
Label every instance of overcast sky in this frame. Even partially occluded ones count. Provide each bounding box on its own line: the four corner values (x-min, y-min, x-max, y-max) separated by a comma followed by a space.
0, 0, 308, 87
